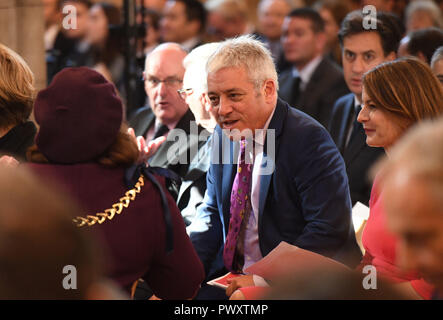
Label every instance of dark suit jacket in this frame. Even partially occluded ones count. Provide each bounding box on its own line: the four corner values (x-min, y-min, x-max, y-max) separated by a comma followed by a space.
129, 107, 205, 179
190, 99, 362, 279
177, 133, 212, 225
278, 57, 349, 127
328, 93, 385, 206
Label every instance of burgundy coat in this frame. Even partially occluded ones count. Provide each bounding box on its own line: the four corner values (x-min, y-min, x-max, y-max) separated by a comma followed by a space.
27, 162, 204, 299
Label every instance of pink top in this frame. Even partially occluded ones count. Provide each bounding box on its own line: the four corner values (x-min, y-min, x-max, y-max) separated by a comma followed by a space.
360, 175, 434, 299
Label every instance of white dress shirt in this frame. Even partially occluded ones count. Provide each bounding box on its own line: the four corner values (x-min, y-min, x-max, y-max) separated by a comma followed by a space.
291, 55, 323, 92
235, 107, 276, 285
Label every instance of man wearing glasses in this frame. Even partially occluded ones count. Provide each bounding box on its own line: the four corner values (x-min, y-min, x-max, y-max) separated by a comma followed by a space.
129, 42, 204, 180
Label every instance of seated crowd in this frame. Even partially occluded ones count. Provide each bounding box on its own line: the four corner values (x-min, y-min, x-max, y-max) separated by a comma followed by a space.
1, 0, 443, 300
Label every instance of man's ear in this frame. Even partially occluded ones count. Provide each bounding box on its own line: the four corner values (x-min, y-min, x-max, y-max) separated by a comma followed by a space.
201, 93, 212, 112
263, 80, 276, 103
386, 51, 397, 61
417, 51, 428, 63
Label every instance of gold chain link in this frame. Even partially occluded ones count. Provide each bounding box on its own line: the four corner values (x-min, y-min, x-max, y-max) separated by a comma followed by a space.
73, 175, 145, 227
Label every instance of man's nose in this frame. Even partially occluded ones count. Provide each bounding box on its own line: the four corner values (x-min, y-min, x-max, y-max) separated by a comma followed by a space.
218, 96, 232, 117
352, 56, 365, 74
156, 81, 169, 97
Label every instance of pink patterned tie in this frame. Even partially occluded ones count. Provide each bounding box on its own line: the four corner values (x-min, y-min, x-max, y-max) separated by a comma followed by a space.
223, 140, 253, 272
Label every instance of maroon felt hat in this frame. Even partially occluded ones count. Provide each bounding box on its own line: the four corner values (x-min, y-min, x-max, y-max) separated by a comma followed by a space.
34, 67, 123, 164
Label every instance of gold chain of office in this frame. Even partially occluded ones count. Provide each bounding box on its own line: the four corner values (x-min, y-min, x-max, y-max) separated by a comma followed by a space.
73, 175, 145, 227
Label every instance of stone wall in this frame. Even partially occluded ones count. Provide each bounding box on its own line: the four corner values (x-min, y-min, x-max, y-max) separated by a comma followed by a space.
0, 0, 46, 90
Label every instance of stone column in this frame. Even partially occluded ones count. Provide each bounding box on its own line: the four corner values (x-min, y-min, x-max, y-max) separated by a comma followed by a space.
0, 0, 46, 90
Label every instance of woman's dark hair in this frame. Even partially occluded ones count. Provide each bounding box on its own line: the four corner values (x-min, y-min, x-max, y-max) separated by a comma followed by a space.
92, 2, 123, 67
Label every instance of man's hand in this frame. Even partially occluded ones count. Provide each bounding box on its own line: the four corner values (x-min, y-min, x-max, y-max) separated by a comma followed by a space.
128, 127, 166, 164
225, 274, 254, 297
0, 155, 19, 167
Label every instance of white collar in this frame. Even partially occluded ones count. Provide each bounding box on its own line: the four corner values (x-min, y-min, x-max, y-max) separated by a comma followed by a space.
292, 55, 323, 84
180, 36, 200, 52
254, 106, 276, 147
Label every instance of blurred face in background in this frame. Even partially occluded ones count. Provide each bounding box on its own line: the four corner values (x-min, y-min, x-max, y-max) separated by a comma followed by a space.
62, 1, 90, 40
160, 1, 199, 43
282, 16, 325, 69
257, 0, 291, 41
43, 0, 61, 28
342, 32, 395, 101
319, 8, 339, 49
144, 48, 188, 125
385, 170, 443, 292
87, 5, 108, 46
143, 0, 166, 12
407, 10, 436, 34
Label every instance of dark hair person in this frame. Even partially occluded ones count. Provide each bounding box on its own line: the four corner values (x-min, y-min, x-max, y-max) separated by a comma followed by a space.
357, 58, 443, 299
26, 67, 204, 298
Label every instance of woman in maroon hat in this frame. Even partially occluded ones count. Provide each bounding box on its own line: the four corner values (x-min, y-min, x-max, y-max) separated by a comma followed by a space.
25, 67, 204, 299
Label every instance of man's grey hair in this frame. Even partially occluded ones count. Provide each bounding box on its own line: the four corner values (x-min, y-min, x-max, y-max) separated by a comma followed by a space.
431, 46, 443, 69
406, 0, 443, 29
206, 34, 279, 91
183, 42, 221, 93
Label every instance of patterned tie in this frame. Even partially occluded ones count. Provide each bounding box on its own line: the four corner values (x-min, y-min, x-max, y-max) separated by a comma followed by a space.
223, 140, 253, 273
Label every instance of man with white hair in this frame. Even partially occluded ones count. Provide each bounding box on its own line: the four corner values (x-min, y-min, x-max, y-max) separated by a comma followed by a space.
176, 42, 220, 225
188, 35, 361, 298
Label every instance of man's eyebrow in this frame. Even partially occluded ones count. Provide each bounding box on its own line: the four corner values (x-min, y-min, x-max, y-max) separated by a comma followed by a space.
207, 88, 244, 95
344, 49, 376, 55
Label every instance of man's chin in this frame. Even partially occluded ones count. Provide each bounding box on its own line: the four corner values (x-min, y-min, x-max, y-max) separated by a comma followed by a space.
221, 127, 253, 142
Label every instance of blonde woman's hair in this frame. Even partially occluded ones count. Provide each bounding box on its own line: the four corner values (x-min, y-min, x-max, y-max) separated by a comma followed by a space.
362, 58, 443, 131
206, 34, 279, 91
0, 43, 35, 129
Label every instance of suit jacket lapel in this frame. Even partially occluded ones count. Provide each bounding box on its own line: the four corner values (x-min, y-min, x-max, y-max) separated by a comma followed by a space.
176, 136, 212, 202
278, 71, 295, 106
258, 99, 285, 222
298, 58, 326, 108
221, 137, 236, 234
344, 118, 367, 166
336, 95, 354, 153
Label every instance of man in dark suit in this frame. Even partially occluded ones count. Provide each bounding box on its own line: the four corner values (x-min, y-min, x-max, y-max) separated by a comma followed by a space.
177, 42, 220, 225
328, 11, 402, 206
129, 43, 203, 179
188, 35, 361, 298
278, 8, 349, 127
